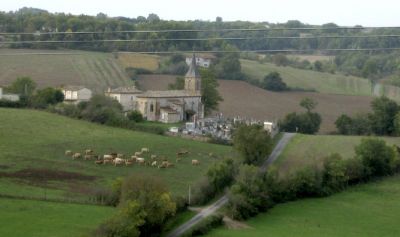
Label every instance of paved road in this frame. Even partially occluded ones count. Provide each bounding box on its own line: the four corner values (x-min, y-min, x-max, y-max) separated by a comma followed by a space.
166, 133, 295, 237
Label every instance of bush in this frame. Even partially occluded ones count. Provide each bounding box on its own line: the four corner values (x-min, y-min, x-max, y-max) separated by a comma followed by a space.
355, 138, 397, 177
343, 158, 366, 184
182, 214, 223, 237
262, 72, 288, 91
279, 112, 321, 134
191, 177, 216, 205
0, 99, 24, 108
127, 110, 144, 122
288, 166, 322, 198
321, 154, 349, 195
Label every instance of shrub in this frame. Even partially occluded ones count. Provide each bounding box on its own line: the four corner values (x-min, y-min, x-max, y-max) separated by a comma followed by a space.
191, 177, 216, 205
262, 72, 288, 91
127, 110, 144, 122
0, 99, 24, 108
343, 158, 366, 184
355, 138, 397, 177
321, 154, 349, 195
289, 166, 322, 198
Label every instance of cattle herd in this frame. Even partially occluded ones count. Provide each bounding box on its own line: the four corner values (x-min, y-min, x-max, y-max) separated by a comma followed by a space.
64, 148, 201, 169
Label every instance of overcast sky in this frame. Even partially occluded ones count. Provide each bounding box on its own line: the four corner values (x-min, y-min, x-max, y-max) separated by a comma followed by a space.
2, 0, 400, 26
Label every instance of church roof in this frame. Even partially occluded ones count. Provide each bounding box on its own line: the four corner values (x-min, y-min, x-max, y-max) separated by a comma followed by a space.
185, 54, 201, 78
107, 86, 142, 94
137, 90, 201, 98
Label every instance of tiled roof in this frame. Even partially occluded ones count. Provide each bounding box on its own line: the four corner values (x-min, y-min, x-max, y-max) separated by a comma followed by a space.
107, 86, 142, 94
137, 90, 201, 98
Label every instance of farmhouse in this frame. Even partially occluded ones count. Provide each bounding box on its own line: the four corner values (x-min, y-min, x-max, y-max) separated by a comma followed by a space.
106, 54, 204, 123
61, 86, 92, 104
0, 86, 20, 101
185, 54, 214, 68
105, 86, 142, 111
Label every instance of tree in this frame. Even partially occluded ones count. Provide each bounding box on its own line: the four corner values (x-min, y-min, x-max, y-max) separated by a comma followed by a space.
206, 158, 236, 192
227, 165, 271, 220
168, 76, 184, 90
7, 77, 37, 97
233, 124, 272, 165
31, 87, 64, 108
300, 97, 318, 112
262, 72, 288, 91
355, 138, 397, 177
200, 68, 223, 115
80, 94, 124, 124
369, 96, 399, 135
395, 112, 400, 136
119, 175, 176, 235
335, 114, 353, 135
313, 60, 323, 71
321, 154, 349, 194
127, 110, 144, 122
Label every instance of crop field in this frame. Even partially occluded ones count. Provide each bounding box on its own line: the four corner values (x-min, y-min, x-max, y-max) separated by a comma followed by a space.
0, 108, 233, 201
0, 49, 132, 93
241, 59, 373, 96
0, 198, 113, 237
117, 52, 160, 71
138, 76, 373, 133
207, 174, 400, 237
275, 134, 400, 175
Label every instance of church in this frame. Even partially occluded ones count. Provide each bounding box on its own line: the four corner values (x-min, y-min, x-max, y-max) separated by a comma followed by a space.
106, 54, 204, 123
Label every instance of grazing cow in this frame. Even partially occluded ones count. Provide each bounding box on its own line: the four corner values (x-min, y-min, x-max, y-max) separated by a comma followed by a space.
141, 148, 149, 153
136, 158, 145, 165
125, 159, 133, 166
192, 159, 200, 166
85, 149, 93, 155
95, 160, 104, 165
84, 154, 93, 160
113, 158, 124, 166
103, 159, 113, 165
177, 150, 189, 156
72, 153, 81, 160
134, 151, 142, 156
150, 154, 157, 160
103, 154, 113, 160
151, 161, 157, 167
65, 150, 73, 156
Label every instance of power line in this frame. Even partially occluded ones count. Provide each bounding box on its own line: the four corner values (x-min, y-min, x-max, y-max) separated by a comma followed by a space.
2, 34, 400, 44
1, 26, 400, 35
1, 47, 400, 56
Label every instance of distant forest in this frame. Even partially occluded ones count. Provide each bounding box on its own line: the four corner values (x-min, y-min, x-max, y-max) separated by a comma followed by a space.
1, 7, 400, 82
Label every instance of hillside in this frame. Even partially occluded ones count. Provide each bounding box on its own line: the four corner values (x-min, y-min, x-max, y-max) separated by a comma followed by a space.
0, 108, 232, 200
138, 75, 373, 133
207, 174, 400, 237
0, 49, 132, 92
275, 134, 400, 174
241, 59, 373, 96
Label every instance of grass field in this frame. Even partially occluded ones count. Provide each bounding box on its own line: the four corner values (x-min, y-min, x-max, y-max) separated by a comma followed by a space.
138, 75, 372, 133
0, 49, 132, 93
286, 54, 334, 63
241, 59, 373, 96
275, 134, 400, 174
0, 198, 113, 237
0, 108, 233, 201
117, 53, 160, 71
207, 174, 400, 237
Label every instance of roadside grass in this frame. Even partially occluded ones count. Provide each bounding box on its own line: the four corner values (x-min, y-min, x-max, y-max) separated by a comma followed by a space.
241, 59, 372, 96
0, 108, 233, 201
161, 210, 197, 237
274, 134, 400, 175
206, 174, 400, 237
0, 197, 113, 237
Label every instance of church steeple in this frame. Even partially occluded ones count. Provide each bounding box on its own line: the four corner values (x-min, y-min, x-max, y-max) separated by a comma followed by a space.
185, 54, 201, 92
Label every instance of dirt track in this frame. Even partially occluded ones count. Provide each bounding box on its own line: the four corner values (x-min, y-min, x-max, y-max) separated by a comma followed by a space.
138, 75, 372, 133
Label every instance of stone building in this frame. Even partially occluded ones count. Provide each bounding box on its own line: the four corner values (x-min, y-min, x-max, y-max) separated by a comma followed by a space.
61, 86, 92, 104
106, 54, 204, 123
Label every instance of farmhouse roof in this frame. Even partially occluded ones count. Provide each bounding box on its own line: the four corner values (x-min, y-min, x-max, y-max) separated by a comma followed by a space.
137, 90, 201, 98
185, 54, 201, 78
62, 85, 88, 91
107, 86, 142, 94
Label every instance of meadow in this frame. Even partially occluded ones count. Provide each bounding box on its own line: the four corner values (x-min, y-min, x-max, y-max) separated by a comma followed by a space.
275, 134, 400, 174
0, 49, 132, 93
207, 174, 400, 237
0, 108, 233, 201
0, 198, 113, 237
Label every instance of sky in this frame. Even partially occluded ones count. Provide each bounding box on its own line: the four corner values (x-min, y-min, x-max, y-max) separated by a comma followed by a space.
1, 0, 400, 27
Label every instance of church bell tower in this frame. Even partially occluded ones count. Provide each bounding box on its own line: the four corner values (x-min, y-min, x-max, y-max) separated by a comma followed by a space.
185, 54, 201, 92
